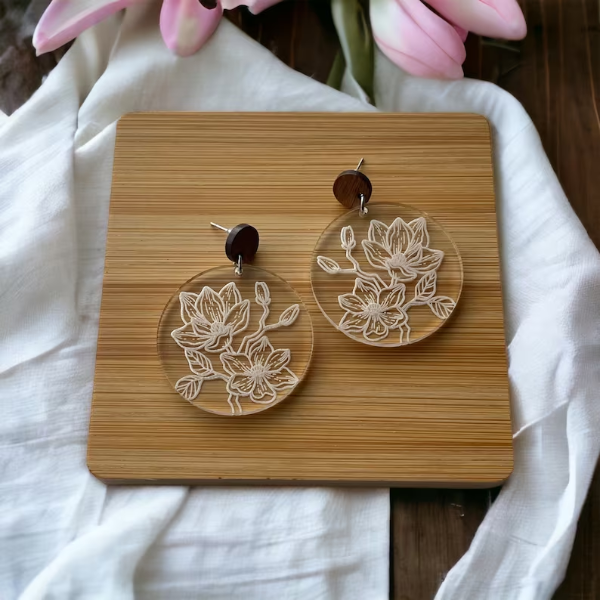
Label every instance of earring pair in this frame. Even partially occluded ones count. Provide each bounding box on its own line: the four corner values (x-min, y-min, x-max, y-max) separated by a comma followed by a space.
158, 159, 462, 416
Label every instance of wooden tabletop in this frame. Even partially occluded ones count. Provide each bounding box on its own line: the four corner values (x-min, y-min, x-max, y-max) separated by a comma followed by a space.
1, 0, 597, 598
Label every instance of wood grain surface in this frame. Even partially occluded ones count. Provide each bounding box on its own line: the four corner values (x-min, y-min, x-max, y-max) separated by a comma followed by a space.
87, 112, 512, 486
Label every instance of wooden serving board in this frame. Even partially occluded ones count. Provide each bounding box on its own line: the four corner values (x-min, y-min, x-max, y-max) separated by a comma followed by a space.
88, 112, 512, 486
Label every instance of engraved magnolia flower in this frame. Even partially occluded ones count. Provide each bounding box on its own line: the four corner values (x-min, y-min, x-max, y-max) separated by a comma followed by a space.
362, 217, 444, 282
220, 337, 299, 404
171, 283, 250, 353
339, 278, 408, 342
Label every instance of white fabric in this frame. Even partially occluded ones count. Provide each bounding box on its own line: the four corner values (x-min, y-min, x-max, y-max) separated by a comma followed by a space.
1, 4, 599, 599
373, 57, 600, 598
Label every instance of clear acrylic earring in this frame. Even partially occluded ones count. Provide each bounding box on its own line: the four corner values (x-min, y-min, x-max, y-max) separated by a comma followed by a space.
311, 160, 463, 347
158, 223, 313, 416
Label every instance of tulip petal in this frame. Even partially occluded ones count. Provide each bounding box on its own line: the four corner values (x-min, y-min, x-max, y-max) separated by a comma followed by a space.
33, 0, 141, 55
452, 24, 469, 43
160, 0, 223, 57
221, 0, 282, 14
370, 0, 465, 80
427, 0, 526, 40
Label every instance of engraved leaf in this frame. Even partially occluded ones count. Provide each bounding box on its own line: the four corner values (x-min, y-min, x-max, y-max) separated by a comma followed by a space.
184, 349, 213, 376
317, 256, 340, 274
340, 226, 356, 250
413, 272, 437, 304
255, 281, 271, 306
175, 375, 203, 401
427, 296, 456, 320
279, 304, 300, 326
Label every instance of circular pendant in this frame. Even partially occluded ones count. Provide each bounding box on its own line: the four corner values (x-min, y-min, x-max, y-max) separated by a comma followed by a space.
158, 266, 313, 416
310, 203, 463, 347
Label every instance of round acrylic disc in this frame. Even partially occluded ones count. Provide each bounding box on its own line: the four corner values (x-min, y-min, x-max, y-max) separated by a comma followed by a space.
158, 265, 313, 416
310, 204, 463, 347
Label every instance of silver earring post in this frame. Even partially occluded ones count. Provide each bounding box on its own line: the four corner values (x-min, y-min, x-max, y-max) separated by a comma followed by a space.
359, 193, 368, 216
210, 222, 231, 233
234, 254, 243, 276
356, 158, 364, 171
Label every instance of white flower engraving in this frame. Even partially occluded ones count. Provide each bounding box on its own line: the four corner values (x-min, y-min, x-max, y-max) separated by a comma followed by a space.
221, 337, 298, 404
362, 217, 444, 282
317, 216, 457, 344
171, 283, 249, 353
171, 281, 301, 414
339, 279, 409, 342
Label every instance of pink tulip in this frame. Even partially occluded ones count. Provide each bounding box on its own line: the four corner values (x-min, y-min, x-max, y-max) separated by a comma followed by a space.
370, 0, 526, 80
370, 0, 466, 79
427, 0, 527, 40
33, 0, 223, 56
221, 0, 282, 14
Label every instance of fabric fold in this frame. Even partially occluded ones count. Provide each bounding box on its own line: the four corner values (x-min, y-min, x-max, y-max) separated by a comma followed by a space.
0, 13, 388, 600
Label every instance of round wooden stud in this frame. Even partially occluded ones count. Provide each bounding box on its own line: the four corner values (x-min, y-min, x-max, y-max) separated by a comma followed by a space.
333, 170, 373, 209
225, 224, 259, 263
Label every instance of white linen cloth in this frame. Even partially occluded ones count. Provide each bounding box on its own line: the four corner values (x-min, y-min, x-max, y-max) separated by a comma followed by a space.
0, 4, 599, 599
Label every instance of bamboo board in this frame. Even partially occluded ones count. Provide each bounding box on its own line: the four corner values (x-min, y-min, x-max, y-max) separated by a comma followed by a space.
87, 112, 512, 486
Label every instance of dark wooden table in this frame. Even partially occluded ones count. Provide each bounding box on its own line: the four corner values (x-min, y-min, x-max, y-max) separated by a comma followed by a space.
1, 1, 598, 598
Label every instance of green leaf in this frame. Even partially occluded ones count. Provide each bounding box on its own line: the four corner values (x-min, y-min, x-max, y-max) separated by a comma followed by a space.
326, 51, 346, 91
330, 0, 374, 102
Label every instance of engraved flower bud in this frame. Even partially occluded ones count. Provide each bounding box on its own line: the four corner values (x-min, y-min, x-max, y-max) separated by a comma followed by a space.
255, 281, 271, 306
317, 256, 341, 274
340, 226, 356, 250
279, 304, 300, 326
